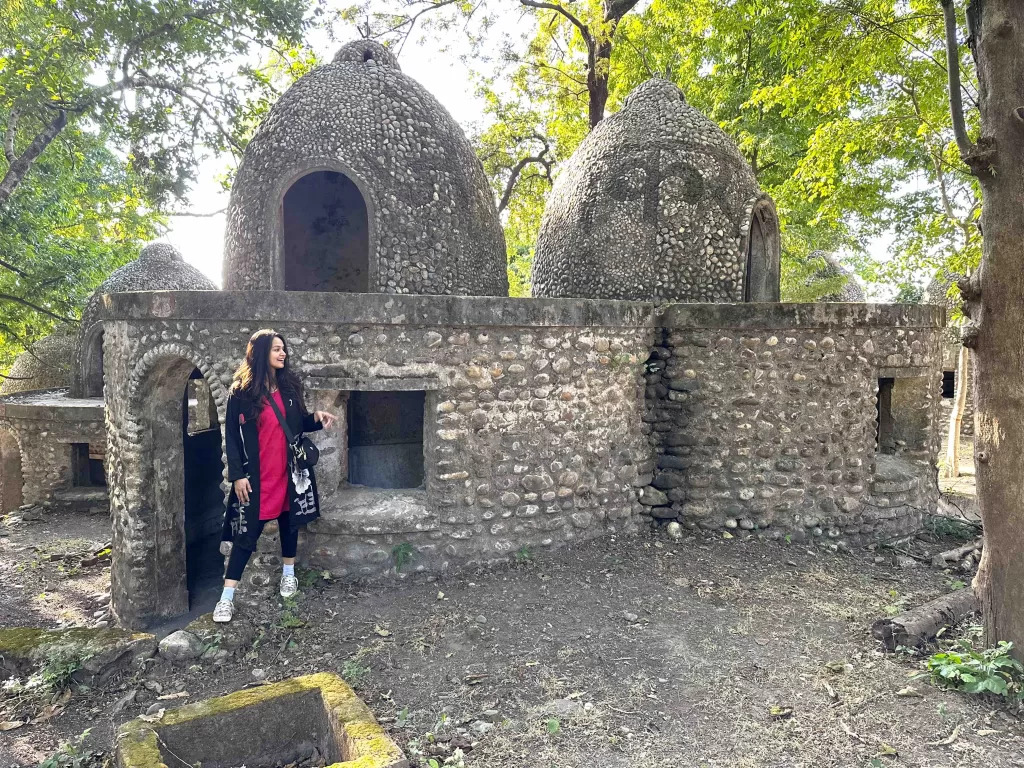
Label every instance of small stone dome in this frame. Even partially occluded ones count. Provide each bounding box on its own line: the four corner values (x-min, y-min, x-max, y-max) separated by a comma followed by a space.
222, 40, 508, 297
1, 326, 77, 396
532, 79, 780, 302
73, 243, 217, 397
810, 252, 866, 302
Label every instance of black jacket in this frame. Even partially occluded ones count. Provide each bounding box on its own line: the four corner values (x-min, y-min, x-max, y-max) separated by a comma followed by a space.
222, 389, 323, 550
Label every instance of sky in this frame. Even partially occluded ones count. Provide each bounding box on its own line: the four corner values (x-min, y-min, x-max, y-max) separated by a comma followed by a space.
163, 31, 495, 287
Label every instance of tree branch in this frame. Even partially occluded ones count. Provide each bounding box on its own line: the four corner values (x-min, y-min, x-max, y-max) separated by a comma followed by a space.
0, 257, 30, 279
520, 0, 594, 53
940, 0, 975, 160
497, 134, 553, 213
3, 107, 19, 164
0, 109, 67, 212
0, 293, 77, 324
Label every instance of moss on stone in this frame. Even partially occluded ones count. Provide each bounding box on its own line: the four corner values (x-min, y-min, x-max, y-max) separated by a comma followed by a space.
116, 672, 406, 768
0, 627, 152, 667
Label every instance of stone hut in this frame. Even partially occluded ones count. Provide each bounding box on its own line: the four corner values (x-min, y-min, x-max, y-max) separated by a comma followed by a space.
222, 39, 508, 297
924, 272, 974, 444
0, 66, 947, 630
75, 243, 217, 398
532, 79, 780, 303
0, 327, 77, 397
809, 252, 866, 302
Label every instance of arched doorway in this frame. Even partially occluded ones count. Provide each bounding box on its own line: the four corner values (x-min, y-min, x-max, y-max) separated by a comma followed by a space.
743, 198, 781, 302
136, 357, 226, 618
282, 170, 370, 292
183, 370, 225, 605
0, 429, 23, 512
81, 326, 104, 398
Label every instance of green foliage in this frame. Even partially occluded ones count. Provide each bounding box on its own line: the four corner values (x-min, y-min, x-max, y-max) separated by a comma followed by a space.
0, 0, 313, 363
36, 645, 91, 692
392, 542, 416, 572
341, 658, 371, 687
923, 640, 1024, 700
514, 544, 533, 564
545, 717, 561, 735
38, 730, 104, 768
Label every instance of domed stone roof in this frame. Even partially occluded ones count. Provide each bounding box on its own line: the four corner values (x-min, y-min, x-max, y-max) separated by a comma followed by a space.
73, 243, 217, 396
810, 252, 866, 302
532, 78, 780, 303
222, 39, 508, 297
0, 326, 77, 396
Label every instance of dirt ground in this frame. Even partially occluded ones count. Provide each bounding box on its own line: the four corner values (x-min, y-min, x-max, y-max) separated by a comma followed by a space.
2, 507, 1022, 768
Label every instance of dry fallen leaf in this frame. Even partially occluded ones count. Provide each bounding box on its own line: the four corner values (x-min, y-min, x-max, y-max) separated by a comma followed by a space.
976, 729, 1001, 736
875, 743, 899, 757
30, 704, 63, 724
139, 708, 165, 723
822, 680, 839, 701
896, 686, 924, 698
0, 720, 25, 731
840, 719, 866, 743
927, 724, 961, 747
768, 705, 794, 719
157, 691, 189, 701
374, 625, 393, 637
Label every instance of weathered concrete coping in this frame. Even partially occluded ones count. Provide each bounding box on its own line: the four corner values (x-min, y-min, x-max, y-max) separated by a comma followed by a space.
0, 389, 105, 421
661, 302, 945, 331
96, 290, 657, 329
116, 672, 407, 768
96, 291, 945, 333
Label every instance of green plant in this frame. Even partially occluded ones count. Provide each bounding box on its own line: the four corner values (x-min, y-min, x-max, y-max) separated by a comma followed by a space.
39, 730, 105, 768
923, 640, 1024, 699
276, 597, 305, 630
36, 647, 91, 692
924, 515, 978, 541
514, 545, 533, 564
546, 717, 561, 735
341, 659, 371, 687
392, 542, 416, 572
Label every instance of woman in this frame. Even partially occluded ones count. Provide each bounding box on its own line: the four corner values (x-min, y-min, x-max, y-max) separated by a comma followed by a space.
215, 329, 336, 623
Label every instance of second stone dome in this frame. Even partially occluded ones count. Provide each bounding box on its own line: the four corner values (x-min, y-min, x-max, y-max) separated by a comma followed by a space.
223, 40, 508, 297
532, 79, 780, 303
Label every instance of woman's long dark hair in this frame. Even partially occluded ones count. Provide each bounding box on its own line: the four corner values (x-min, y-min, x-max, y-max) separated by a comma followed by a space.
230, 329, 306, 418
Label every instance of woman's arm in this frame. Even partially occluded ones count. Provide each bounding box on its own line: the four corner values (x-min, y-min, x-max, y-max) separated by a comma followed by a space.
225, 395, 248, 482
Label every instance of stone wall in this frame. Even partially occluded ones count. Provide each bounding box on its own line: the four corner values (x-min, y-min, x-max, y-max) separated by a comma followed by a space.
0, 393, 105, 508
641, 303, 945, 545
98, 292, 655, 627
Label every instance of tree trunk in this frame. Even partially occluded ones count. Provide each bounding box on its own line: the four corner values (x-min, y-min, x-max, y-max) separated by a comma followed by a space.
587, 38, 612, 128
0, 110, 67, 212
944, 346, 969, 478
963, 0, 1024, 657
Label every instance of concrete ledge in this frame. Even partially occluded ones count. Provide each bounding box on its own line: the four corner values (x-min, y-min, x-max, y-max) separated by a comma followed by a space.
116, 672, 407, 768
312, 488, 438, 535
96, 290, 656, 328
661, 302, 945, 330
0, 389, 105, 422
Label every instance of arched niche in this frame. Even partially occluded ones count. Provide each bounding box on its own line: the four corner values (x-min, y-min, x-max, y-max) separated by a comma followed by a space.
0, 428, 23, 512
281, 169, 371, 292
80, 324, 105, 398
133, 356, 226, 618
743, 197, 781, 302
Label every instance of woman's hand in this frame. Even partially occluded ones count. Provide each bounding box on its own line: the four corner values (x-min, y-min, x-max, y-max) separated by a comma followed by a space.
234, 478, 251, 504
314, 410, 337, 429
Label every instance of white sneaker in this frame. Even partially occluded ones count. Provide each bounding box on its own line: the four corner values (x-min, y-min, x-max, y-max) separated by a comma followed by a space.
213, 599, 234, 623
280, 574, 299, 598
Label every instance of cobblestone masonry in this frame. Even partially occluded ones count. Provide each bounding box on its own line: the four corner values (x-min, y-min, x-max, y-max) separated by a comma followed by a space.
222, 40, 508, 296
642, 303, 944, 545
0, 393, 105, 507
532, 79, 780, 303
98, 292, 653, 627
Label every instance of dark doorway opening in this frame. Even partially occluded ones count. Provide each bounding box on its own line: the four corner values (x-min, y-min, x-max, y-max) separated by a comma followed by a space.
348, 391, 425, 489
83, 329, 104, 398
876, 377, 895, 454
744, 201, 781, 302
71, 443, 106, 487
941, 370, 955, 399
183, 369, 224, 606
282, 170, 370, 292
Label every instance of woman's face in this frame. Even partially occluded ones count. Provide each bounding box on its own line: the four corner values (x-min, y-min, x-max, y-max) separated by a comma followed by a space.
268, 337, 287, 370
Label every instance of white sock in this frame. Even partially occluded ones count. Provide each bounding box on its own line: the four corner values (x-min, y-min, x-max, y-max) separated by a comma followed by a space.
282, 564, 295, 578
220, 586, 235, 602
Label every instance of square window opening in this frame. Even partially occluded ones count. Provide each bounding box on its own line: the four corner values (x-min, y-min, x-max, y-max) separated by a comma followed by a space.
347, 391, 425, 489
71, 443, 106, 487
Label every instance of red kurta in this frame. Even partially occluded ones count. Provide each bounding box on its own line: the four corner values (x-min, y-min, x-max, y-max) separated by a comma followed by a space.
257, 391, 289, 521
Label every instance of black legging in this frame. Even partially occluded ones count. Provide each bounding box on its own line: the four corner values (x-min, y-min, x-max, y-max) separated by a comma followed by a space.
225, 512, 298, 581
